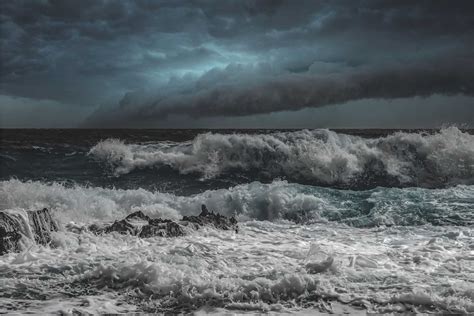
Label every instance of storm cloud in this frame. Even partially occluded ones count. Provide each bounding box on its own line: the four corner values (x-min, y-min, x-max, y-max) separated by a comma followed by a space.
1, 0, 474, 127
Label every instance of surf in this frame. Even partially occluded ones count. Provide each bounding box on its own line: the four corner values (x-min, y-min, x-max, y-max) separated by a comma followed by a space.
89, 127, 474, 188
1, 179, 472, 227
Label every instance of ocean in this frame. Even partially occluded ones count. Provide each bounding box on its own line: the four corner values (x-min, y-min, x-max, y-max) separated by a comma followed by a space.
0, 127, 473, 314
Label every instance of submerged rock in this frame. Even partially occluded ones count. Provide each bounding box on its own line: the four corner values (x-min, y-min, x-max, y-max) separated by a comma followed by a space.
28, 208, 59, 245
93, 205, 238, 238
139, 220, 185, 238
125, 210, 151, 222
0, 208, 59, 255
105, 219, 140, 235
182, 205, 239, 233
0, 212, 23, 254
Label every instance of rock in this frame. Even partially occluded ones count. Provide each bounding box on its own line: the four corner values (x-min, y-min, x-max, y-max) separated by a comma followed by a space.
93, 205, 238, 238
0, 212, 23, 254
200, 204, 211, 216
105, 219, 140, 235
139, 220, 185, 238
182, 205, 239, 233
125, 210, 151, 222
0, 208, 58, 255
28, 208, 59, 245
93, 215, 184, 238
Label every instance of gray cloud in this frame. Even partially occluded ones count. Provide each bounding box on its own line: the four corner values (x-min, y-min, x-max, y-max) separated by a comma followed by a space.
83, 56, 474, 126
1, 0, 474, 127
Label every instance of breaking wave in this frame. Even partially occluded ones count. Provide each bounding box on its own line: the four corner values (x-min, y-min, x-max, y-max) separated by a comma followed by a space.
1, 179, 473, 313
1, 179, 472, 227
3, 128, 474, 314
88, 127, 474, 188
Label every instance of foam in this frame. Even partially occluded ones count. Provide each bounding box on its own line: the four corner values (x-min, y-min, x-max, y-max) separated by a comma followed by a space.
0, 220, 472, 313
1, 180, 472, 312
89, 127, 474, 187
1, 179, 473, 226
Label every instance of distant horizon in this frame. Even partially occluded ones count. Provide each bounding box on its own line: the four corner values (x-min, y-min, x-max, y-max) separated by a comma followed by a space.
1, 126, 472, 131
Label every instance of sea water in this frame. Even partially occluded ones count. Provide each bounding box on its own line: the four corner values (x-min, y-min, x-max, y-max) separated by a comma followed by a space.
0, 127, 473, 313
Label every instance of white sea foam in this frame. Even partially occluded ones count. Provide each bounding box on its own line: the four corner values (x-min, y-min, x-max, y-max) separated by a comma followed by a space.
1, 180, 473, 313
0, 217, 472, 313
88, 127, 474, 186
1, 179, 473, 226
3, 179, 474, 227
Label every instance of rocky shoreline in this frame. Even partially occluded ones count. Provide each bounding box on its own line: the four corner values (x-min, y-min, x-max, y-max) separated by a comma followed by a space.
0, 205, 238, 255
90, 205, 238, 237
0, 208, 58, 255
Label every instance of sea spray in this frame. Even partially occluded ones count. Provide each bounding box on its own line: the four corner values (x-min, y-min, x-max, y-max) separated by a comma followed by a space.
1, 128, 473, 314
89, 127, 474, 188
1, 179, 472, 227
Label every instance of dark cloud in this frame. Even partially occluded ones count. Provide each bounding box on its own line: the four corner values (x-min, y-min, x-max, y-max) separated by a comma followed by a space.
83, 56, 474, 126
1, 0, 473, 127
161, 58, 474, 117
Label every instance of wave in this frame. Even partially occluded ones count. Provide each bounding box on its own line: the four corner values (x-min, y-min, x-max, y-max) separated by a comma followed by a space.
1, 179, 473, 313
88, 127, 474, 188
1, 179, 472, 227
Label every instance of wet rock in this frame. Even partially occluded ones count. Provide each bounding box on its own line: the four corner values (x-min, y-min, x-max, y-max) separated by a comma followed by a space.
139, 220, 185, 238
0, 212, 23, 254
87, 223, 107, 235
125, 210, 151, 222
28, 208, 59, 245
104, 219, 140, 235
0, 208, 59, 255
94, 205, 238, 238
182, 205, 239, 233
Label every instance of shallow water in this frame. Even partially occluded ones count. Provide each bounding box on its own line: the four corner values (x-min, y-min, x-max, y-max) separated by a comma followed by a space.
1, 128, 473, 313
1, 218, 472, 313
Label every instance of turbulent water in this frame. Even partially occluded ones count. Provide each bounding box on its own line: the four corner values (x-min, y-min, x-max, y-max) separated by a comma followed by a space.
1, 127, 473, 314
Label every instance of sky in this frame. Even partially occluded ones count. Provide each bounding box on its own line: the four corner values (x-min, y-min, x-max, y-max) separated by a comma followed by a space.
1, 0, 473, 128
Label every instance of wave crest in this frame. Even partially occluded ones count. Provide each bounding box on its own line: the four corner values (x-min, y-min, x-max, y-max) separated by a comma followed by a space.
1, 179, 472, 227
88, 127, 474, 188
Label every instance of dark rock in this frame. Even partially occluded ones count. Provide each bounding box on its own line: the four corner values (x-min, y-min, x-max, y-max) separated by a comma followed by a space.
149, 218, 173, 225
87, 223, 106, 235
0, 208, 59, 255
0, 212, 23, 255
182, 205, 239, 233
0, 230, 22, 255
125, 211, 151, 222
104, 219, 139, 235
99, 217, 185, 238
93, 204, 239, 238
28, 208, 59, 245
90, 211, 150, 235
139, 221, 184, 238
200, 204, 210, 216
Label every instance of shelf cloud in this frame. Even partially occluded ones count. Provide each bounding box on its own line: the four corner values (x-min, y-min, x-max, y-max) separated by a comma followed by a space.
1, 0, 474, 127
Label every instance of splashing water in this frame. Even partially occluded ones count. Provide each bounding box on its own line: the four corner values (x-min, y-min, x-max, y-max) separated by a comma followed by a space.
1, 128, 473, 313
89, 127, 474, 188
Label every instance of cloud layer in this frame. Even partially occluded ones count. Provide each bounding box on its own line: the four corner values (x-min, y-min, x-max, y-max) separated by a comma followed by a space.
1, 0, 474, 127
